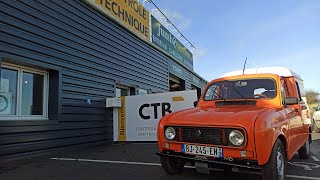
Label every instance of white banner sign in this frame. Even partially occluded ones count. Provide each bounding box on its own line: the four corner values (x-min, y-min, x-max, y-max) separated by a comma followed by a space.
112, 90, 198, 141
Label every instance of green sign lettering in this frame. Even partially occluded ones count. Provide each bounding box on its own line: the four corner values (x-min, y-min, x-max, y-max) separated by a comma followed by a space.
151, 16, 193, 70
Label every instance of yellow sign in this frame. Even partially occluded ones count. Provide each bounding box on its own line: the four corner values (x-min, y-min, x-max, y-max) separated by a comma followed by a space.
96, 0, 150, 39
118, 96, 126, 141
172, 96, 185, 102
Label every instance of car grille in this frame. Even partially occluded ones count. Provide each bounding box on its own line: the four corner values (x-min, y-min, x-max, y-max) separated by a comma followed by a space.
179, 127, 224, 145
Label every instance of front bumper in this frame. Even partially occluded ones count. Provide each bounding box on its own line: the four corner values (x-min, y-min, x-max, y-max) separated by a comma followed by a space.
157, 151, 262, 174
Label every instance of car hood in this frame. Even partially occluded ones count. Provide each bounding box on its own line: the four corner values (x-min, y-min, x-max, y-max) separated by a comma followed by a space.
165, 105, 269, 128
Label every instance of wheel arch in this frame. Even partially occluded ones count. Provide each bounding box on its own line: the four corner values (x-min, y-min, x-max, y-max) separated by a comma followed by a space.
277, 134, 288, 158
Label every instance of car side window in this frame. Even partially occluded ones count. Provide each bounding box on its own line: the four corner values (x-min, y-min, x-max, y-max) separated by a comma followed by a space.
280, 80, 289, 105
280, 83, 285, 105
204, 85, 217, 100
295, 82, 302, 102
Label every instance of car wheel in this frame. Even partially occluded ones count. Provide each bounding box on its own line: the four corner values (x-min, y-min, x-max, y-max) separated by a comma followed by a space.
262, 139, 287, 180
160, 156, 184, 175
298, 136, 310, 159
313, 119, 320, 133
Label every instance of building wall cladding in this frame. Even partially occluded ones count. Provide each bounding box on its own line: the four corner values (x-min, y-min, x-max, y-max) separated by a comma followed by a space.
0, 0, 169, 160
185, 71, 192, 90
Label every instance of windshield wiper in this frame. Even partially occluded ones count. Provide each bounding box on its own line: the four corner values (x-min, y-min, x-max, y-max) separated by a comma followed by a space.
212, 87, 225, 101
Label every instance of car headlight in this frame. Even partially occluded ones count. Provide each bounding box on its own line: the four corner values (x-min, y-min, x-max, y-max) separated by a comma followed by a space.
165, 127, 176, 140
229, 130, 244, 146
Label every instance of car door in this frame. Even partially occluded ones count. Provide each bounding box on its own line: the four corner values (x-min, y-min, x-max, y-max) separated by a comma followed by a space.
292, 80, 309, 145
281, 78, 304, 155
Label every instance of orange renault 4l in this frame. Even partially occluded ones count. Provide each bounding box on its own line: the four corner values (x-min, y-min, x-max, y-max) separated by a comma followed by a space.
157, 70, 312, 180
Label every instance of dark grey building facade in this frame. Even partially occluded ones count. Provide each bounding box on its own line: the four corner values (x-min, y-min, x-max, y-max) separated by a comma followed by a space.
0, 0, 206, 161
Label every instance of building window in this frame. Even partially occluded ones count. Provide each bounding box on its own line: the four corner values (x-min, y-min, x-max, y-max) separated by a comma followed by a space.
0, 63, 48, 120
116, 85, 130, 98
169, 74, 185, 92
138, 88, 148, 95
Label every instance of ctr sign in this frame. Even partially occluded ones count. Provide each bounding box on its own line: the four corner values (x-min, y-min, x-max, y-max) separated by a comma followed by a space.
112, 90, 198, 141
139, 102, 172, 120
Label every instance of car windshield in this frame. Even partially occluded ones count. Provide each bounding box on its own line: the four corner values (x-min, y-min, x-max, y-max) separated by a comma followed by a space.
204, 78, 276, 101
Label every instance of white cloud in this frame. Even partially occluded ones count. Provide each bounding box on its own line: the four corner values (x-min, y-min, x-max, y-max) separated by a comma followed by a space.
233, 4, 319, 50
248, 47, 320, 92
193, 47, 208, 61
252, 5, 318, 37
251, 47, 320, 68
152, 9, 205, 61
160, 9, 192, 31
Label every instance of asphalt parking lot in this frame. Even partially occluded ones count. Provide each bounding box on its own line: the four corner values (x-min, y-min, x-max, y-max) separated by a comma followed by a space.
1, 133, 320, 180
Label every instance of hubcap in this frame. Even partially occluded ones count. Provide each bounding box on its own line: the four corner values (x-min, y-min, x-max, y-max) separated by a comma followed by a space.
277, 147, 284, 180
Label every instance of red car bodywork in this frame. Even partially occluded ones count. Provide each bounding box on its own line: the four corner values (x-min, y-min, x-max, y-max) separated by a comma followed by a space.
158, 74, 311, 166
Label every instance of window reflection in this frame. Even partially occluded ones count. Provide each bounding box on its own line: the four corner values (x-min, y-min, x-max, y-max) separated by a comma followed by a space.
22, 72, 44, 115
0, 68, 18, 115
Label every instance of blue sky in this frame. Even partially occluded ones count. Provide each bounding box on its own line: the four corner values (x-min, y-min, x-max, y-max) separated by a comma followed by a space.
148, 0, 320, 92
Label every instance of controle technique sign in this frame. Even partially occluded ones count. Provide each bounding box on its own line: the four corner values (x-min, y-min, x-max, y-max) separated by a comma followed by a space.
94, 0, 150, 39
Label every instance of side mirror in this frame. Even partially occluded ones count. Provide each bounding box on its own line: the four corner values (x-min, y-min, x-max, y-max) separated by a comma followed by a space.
284, 97, 298, 105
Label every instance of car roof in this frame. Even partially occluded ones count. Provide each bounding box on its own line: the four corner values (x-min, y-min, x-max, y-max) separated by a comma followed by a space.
221, 67, 302, 80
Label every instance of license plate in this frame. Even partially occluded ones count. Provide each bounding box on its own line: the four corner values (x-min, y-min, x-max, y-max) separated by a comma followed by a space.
182, 144, 223, 158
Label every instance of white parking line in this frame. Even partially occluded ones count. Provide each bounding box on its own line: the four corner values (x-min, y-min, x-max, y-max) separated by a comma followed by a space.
50, 158, 320, 180
311, 156, 320, 162
50, 158, 162, 166
287, 175, 320, 180
77, 158, 162, 166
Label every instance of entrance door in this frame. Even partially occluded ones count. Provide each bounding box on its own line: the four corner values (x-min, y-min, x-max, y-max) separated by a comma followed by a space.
169, 74, 185, 92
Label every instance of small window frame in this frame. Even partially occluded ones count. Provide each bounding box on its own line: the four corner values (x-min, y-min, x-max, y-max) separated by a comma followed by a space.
138, 88, 148, 95
0, 63, 49, 120
295, 81, 302, 102
115, 84, 131, 98
280, 79, 289, 105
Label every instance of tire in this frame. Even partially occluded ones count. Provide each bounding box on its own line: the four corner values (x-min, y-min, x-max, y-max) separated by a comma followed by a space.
312, 119, 320, 133
262, 139, 287, 180
298, 136, 310, 159
160, 156, 184, 175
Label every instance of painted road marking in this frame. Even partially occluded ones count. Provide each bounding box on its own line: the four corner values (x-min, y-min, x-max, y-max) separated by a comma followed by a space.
50, 157, 320, 179
311, 156, 320, 162
286, 175, 320, 180
51, 158, 161, 166
288, 162, 320, 171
